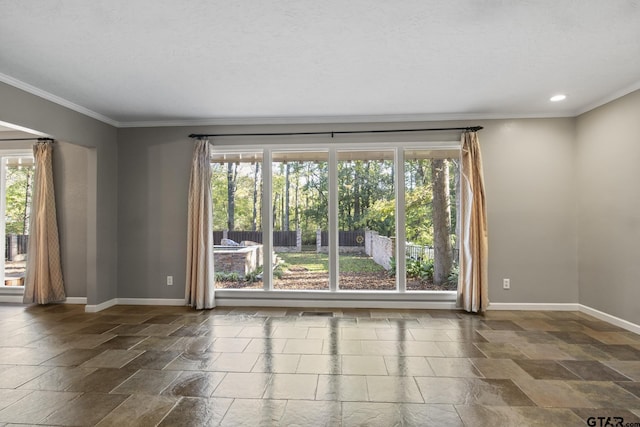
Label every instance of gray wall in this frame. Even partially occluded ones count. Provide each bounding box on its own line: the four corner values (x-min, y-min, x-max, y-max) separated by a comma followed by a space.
117, 127, 192, 299
54, 141, 88, 297
0, 82, 118, 305
480, 118, 578, 304
117, 119, 579, 305
576, 89, 640, 324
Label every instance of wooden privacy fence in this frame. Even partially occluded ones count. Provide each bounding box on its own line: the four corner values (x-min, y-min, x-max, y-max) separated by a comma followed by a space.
214, 230, 366, 247
319, 230, 365, 247
213, 230, 298, 247
5, 234, 28, 261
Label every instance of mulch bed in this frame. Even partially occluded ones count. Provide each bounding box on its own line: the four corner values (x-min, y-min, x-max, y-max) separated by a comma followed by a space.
217, 268, 456, 291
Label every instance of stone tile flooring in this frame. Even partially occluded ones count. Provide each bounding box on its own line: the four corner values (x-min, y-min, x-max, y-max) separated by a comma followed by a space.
0, 304, 639, 425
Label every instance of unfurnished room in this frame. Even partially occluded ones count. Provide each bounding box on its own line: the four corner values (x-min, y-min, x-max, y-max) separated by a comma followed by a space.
1, 1, 640, 425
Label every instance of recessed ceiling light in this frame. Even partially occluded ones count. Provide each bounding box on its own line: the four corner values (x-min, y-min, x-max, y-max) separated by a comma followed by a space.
550, 94, 567, 102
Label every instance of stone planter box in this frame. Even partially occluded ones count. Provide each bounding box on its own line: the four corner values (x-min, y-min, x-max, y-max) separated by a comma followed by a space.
214, 245, 263, 277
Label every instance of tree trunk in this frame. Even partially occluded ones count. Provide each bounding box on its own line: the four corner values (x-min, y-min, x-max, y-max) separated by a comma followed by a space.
281, 189, 285, 231
226, 162, 236, 231
252, 162, 260, 231
304, 164, 310, 230
416, 161, 426, 186
294, 164, 300, 229
273, 193, 279, 229
354, 179, 360, 226
431, 159, 453, 285
284, 163, 290, 231
23, 167, 32, 234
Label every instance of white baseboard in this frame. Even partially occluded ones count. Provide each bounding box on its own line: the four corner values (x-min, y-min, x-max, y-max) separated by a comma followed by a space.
0, 295, 87, 304
77, 296, 640, 335
488, 303, 580, 311
117, 298, 185, 306
85, 298, 185, 313
488, 302, 640, 335
85, 298, 118, 313
0, 295, 23, 303
579, 305, 640, 335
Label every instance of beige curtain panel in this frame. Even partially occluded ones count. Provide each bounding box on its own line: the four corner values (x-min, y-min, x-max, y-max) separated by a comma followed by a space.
23, 141, 66, 304
185, 139, 215, 309
458, 131, 489, 313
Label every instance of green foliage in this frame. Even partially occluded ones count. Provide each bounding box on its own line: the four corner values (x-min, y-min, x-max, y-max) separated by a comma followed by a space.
276, 252, 384, 274
337, 159, 394, 233
244, 266, 263, 283
278, 252, 326, 271
446, 265, 459, 286
5, 165, 34, 235
301, 229, 318, 246
273, 264, 284, 279
389, 256, 436, 282
405, 185, 434, 246
211, 162, 263, 231
300, 161, 328, 230
363, 198, 395, 237
407, 258, 434, 281
388, 257, 397, 277
339, 254, 386, 273
215, 271, 241, 282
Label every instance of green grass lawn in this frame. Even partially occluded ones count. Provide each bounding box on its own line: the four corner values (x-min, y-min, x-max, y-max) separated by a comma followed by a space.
277, 251, 385, 273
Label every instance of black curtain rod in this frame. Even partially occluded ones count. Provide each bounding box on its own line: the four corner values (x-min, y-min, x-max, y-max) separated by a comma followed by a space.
189, 126, 483, 139
0, 137, 54, 142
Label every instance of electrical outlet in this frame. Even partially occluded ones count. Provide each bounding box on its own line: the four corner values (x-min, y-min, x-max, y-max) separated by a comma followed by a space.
167, 276, 173, 286
503, 278, 510, 289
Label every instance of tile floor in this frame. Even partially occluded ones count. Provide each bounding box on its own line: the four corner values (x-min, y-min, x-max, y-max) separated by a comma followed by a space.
0, 304, 639, 426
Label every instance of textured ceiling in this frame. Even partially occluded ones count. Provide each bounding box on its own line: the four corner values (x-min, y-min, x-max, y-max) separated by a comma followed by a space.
1, 0, 640, 127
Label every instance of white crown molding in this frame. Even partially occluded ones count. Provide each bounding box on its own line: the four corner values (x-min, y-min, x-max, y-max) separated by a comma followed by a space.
118, 111, 577, 129
0, 120, 50, 137
574, 79, 640, 116
0, 72, 120, 128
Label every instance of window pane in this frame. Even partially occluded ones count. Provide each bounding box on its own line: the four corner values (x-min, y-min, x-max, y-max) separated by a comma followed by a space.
4, 156, 34, 287
404, 150, 460, 291
272, 152, 329, 290
337, 150, 396, 291
211, 152, 264, 289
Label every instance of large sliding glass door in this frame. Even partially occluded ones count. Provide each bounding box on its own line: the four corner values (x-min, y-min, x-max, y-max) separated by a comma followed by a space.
210, 143, 459, 293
